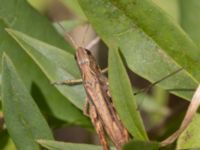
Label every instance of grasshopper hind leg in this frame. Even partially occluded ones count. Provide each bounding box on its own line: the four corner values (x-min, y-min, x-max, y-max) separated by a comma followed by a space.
89, 105, 110, 150
83, 98, 110, 150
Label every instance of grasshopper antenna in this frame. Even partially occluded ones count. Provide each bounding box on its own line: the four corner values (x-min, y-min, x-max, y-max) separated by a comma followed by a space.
86, 37, 101, 50
57, 22, 79, 49
81, 24, 90, 48
134, 68, 183, 95
80, 24, 101, 50
136, 68, 183, 111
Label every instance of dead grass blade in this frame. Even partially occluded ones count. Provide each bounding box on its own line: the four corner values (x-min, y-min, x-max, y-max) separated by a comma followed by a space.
160, 85, 200, 147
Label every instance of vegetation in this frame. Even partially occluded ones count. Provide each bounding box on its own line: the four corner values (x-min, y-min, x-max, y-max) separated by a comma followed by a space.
0, 0, 200, 149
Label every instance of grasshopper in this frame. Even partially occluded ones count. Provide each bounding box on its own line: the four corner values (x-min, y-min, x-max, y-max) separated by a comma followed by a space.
55, 24, 184, 150
74, 46, 130, 150
55, 26, 130, 150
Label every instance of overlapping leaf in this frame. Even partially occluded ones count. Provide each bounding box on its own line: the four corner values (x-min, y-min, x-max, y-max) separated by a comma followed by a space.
109, 48, 148, 140
2, 54, 53, 150
0, 20, 89, 127
0, 0, 89, 126
6, 28, 86, 109
38, 140, 116, 150
78, 0, 199, 101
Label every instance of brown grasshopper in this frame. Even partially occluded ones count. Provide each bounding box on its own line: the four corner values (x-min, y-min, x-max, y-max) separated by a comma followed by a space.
55, 27, 130, 150
75, 47, 130, 150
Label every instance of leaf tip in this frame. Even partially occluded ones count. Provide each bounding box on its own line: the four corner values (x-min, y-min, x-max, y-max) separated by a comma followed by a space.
2, 52, 10, 66
37, 139, 51, 147
4, 28, 13, 35
4, 28, 19, 40
2, 53, 16, 79
36, 139, 44, 144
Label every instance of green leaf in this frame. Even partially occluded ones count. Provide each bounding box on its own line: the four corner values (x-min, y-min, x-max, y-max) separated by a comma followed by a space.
78, 0, 199, 101
123, 140, 159, 150
6, 28, 86, 110
109, 48, 148, 140
0, 20, 89, 127
177, 113, 200, 149
1, 54, 53, 150
152, 0, 180, 22
38, 139, 116, 150
0, 0, 88, 126
0, 0, 73, 53
180, 0, 200, 48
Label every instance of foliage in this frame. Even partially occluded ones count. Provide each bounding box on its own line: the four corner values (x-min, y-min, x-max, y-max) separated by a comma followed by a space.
0, 0, 200, 149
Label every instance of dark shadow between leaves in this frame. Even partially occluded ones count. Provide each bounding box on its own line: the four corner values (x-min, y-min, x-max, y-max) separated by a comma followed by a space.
31, 82, 52, 115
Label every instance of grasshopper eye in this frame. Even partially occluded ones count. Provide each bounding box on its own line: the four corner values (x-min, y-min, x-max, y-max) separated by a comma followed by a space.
85, 49, 91, 55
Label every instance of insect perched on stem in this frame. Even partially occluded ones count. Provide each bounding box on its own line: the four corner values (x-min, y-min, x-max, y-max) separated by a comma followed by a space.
54, 24, 130, 150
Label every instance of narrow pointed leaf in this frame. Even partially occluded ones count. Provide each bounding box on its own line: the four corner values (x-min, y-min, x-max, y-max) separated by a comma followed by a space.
6, 28, 86, 109
2, 54, 53, 150
38, 140, 116, 150
109, 48, 148, 140
78, 0, 199, 101
0, 20, 89, 127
